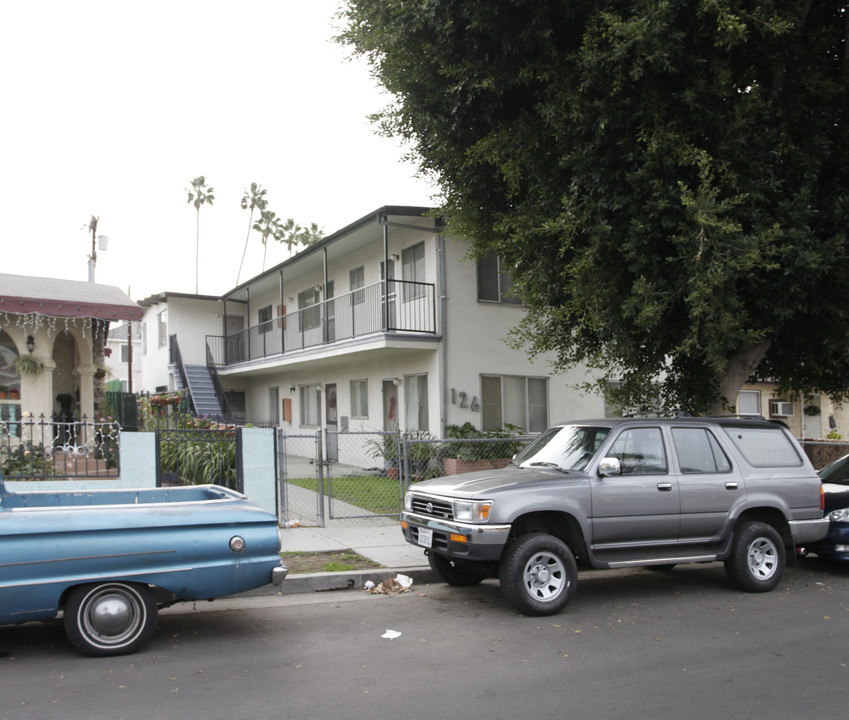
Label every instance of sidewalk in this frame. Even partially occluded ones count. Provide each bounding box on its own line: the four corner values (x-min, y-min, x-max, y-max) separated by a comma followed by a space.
275, 517, 438, 595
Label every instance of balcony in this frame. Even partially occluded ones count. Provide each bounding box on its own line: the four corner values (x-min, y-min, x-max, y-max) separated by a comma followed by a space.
207, 279, 436, 366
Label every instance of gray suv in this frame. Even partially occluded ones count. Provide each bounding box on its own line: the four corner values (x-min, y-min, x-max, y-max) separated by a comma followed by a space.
401, 416, 828, 615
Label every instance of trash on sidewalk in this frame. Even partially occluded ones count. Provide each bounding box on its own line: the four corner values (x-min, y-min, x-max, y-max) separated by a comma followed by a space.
381, 629, 402, 639
365, 573, 413, 595
282, 520, 300, 528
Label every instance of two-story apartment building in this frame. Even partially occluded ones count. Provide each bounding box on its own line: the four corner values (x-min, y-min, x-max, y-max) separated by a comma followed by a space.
138, 206, 604, 438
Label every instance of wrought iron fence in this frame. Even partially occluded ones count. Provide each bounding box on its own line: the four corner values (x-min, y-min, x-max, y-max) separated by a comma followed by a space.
0, 415, 120, 480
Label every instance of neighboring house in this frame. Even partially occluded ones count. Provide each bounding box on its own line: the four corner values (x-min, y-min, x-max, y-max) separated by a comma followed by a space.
0, 274, 142, 422
104, 322, 143, 392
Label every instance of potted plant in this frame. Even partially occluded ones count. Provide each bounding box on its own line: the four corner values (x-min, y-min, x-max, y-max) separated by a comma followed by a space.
407, 431, 437, 477
14, 354, 43, 376
365, 432, 401, 478
9, 387, 20, 400
0, 385, 7, 399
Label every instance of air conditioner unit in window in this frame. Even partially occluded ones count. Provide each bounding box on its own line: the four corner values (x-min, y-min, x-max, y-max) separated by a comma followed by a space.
769, 400, 794, 417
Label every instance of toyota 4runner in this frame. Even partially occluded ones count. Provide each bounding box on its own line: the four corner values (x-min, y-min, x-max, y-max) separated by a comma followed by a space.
401, 416, 828, 616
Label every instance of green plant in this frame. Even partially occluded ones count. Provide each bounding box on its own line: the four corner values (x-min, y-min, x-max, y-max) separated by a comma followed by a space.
0, 441, 52, 477
14, 354, 43, 376
365, 432, 401, 467
827, 430, 843, 440
443, 422, 525, 461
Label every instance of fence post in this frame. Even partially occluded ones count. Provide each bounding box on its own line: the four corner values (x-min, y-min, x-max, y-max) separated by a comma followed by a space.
316, 429, 325, 527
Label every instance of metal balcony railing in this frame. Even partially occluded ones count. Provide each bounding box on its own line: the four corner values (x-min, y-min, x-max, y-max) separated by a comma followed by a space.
207, 279, 436, 366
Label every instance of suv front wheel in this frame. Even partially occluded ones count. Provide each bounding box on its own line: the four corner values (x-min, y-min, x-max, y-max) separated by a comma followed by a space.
499, 533, 577, 616
724, 521, 785, 592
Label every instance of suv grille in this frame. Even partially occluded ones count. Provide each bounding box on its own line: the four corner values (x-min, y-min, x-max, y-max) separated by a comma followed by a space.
410, 495, 454, 521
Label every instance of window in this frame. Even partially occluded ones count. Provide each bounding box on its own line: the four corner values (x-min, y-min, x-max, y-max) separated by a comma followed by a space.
350, 266, 365, 305
481, 375, 548, 433
402, 243, 425, 300
120, 344, 129, 363
157, 310, 168, 347
477, 252, 521, 305
738, 390, 761, 416
672, 428, 731, 473
609, 428, 668, 474
405, 374, 428, 431
722, 426, 803, 467
300, 384, 320, 426
258, 305, 273, 335
351, 379, 368, 418
298, 288, 321, 330
141, 323, 147, 356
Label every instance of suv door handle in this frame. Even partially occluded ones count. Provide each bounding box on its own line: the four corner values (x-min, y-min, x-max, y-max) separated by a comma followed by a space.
657, 483, 673, 491
725, 482, 739, 490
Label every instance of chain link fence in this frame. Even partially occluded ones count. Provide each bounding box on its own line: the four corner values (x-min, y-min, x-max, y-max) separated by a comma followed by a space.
276, 427, 533, 527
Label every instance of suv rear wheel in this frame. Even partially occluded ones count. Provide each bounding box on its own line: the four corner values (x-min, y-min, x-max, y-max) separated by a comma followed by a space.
724, 521, 785, 592
499, 533, 577, 616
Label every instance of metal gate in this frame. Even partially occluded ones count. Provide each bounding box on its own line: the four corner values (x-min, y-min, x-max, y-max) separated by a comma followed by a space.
276, 429, 411, 527
155, 426, 243, 493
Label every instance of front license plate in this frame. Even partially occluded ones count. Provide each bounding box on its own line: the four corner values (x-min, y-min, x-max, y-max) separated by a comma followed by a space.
417, 527, 433, 548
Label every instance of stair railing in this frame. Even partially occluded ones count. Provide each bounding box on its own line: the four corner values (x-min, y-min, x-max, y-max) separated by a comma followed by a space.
206, 341, 231, 419
169, 334, 198, 416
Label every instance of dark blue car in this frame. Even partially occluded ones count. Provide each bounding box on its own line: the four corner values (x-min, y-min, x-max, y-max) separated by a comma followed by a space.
808, 454, 849, 561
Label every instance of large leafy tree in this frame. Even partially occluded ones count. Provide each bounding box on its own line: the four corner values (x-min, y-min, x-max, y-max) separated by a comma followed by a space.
339, 0, 849, 414
186, 176, 215, 294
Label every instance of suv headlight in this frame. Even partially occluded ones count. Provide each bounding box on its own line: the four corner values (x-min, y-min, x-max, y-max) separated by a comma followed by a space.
829, 508, 849, 522
404, 492, 413, 513
453, 499, 493, 523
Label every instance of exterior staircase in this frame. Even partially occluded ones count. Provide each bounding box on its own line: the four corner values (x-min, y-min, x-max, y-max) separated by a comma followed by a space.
177, 364, 225, 418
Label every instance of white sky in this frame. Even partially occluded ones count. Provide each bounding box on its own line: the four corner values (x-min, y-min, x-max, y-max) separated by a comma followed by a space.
0, 0, 438, 301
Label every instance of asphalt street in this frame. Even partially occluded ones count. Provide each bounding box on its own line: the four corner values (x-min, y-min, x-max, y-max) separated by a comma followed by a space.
2, 557, 847, 720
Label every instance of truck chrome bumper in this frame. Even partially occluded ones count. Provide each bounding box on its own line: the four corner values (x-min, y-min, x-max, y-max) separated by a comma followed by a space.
789, 517, 830, 544
401, 511, 510, 561
272, 564, 289, 586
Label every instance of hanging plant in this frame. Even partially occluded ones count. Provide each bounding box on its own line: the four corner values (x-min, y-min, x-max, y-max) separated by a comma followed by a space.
14, 354, 43, 376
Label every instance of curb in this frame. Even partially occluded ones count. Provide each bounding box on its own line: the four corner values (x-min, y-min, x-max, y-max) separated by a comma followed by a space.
277, 566, 439, 595
239, 566, 439, 598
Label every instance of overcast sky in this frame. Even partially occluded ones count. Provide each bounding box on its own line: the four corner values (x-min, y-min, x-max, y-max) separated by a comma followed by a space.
1, 0, 438, 301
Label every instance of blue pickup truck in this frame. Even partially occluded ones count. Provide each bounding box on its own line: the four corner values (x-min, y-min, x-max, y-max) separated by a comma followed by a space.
0, 474, 287, 656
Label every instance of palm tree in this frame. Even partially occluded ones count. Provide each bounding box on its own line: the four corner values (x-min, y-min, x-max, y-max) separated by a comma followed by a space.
278, 219, 324, 257
186, 176, 215, 294
237, 182, 268, 285
253, 209, 285, 271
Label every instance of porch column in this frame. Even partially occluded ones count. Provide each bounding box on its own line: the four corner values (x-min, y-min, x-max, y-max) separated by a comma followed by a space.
76, 363, 97, 419
21, 358, 56, 420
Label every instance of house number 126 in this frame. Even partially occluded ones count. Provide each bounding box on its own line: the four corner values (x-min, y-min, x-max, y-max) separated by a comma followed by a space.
451, 388, 480, 412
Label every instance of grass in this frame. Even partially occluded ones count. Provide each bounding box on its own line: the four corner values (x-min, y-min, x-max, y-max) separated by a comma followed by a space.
287, 474, 404, 515
281, 550, 383, 574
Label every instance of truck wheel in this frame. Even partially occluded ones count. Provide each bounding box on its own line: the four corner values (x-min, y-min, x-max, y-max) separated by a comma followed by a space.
724, 521, 785, 593
499, 533, 577, 616
63, 582, 158, 657
428, 552, 486, 586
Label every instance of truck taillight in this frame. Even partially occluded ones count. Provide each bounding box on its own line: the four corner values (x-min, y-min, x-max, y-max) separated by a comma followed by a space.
821, 485, 826, 512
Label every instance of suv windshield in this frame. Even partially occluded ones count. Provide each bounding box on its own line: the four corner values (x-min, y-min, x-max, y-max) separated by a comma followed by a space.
513, 425, 611, 472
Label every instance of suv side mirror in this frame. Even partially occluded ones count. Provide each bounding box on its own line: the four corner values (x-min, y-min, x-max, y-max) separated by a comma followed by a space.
598, 457, 621, 477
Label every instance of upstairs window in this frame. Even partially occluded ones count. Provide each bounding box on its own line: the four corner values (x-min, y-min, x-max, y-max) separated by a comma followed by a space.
298, 288, 321, 330
350, 266, 365, 305
402, 243, 426, 300
258, 305, 273, 335
477, 252, 521, 305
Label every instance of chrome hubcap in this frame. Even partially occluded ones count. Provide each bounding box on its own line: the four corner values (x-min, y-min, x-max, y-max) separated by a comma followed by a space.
747, 538, 778, 580
522, 551, 566, 602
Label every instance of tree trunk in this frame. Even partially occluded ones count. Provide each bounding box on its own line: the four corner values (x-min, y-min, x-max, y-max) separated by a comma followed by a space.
708, 340, 772, 416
